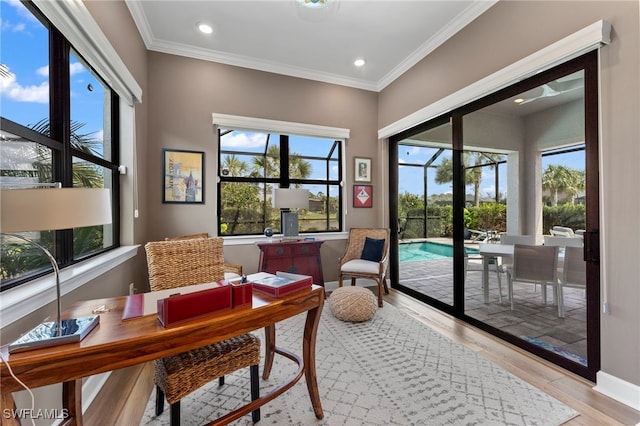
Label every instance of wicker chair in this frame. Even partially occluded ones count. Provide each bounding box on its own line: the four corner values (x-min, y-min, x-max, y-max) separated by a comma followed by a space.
164, 233, 243, 279
145, 238, 260, 426
338, 228, 390, 307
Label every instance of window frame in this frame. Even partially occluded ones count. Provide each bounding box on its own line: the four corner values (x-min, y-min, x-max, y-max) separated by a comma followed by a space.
213, 114, 349, 238
0, 2, 120, 291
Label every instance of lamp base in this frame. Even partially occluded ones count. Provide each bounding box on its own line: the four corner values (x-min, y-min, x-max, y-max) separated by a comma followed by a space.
8, 315, 100, 353
282, 211, 299, 238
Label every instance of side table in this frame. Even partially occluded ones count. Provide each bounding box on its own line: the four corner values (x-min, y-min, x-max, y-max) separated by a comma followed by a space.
256, 240, 324, 286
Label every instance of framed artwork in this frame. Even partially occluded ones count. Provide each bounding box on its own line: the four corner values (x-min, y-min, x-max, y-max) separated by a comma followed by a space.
162, 149, 204, 203
353, 184, 373, 208
354, 157, 372, 182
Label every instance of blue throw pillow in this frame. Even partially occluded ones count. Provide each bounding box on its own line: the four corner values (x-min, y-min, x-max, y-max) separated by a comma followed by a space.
360, 237, 385, 262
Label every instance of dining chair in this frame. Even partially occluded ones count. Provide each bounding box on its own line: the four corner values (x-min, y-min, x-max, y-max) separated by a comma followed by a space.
558, 245, 586, 318
145, 238, 260, 425
506, 244, 559, 311
338, 228, 390, 307
164, 232, 243, 280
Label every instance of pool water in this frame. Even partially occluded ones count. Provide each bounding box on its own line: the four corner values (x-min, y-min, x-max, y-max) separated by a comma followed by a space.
399, 241, 477, 262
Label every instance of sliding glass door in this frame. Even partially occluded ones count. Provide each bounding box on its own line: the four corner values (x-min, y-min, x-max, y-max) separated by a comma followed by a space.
389, 52, 599, 380
394, 119, 455, 308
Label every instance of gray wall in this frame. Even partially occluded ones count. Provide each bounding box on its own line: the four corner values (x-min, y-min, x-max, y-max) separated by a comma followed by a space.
379, 0, 640, 388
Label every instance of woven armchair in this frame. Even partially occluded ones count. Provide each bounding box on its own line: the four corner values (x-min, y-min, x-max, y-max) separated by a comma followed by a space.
338, 228, 390, 307
164, 233, 243, 279
145, 238, 260, 425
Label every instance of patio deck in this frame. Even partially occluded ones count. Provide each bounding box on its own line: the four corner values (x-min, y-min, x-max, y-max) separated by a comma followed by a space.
398, 247, 587, 365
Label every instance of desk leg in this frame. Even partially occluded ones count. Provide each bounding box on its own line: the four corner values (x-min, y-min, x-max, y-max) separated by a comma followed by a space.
482, 258, 490, 304
1, 392, 21, 426
303, 294, 324, 419
262, 325, 276, 380
61, 379, 82, 426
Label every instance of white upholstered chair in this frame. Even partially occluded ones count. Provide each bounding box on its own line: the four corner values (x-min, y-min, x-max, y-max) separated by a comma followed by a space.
338, 228, 390, 307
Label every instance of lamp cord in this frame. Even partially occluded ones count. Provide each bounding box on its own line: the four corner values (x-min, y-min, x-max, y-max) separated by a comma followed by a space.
0, 352, 36, 426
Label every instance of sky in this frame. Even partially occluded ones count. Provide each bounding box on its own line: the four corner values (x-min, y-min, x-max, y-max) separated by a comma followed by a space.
398, 145, 585, 198
1, 0, 105, 146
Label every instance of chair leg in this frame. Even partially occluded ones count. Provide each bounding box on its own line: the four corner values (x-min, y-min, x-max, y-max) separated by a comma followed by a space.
382, 274, 389, 294
169, 401, 180, 426
155, 386, 164, 416
376, 279, 383, 308
495, 267, 503, 304
338, 275, 343, 288
250, 364, 260, 423
350, 277, 356, 286
507, 272, 514, 310
557, 284, 565, 318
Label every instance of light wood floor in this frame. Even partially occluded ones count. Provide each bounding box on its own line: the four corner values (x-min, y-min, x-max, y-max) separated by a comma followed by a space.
85, 288, 640, 425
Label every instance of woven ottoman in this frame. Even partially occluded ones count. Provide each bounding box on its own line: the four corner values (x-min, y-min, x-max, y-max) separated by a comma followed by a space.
329, 286, 377, 322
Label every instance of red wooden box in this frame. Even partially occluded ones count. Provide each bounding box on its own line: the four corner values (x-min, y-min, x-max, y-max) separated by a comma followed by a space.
157, 285, 232, 327
231, 282, 252, 307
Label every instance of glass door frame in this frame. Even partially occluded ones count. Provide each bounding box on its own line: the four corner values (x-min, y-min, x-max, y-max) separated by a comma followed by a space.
388, 51, 600, 381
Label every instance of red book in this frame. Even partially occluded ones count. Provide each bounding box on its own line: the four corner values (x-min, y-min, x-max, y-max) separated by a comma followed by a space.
250, 271, 312, 297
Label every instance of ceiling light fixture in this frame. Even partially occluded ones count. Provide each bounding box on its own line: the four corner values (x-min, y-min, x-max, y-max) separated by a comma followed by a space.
197, 23, 213, 34
298, 0, 329, 9
514, 98, 525, 104
354, 59, 366, 67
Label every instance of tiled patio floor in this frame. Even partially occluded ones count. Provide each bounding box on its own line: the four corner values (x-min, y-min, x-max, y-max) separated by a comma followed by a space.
398, 257, 587, 364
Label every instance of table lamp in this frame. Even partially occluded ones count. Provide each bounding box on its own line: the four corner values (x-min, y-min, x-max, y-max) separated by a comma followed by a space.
272, 188, 309, 239
0, 185, 112, 353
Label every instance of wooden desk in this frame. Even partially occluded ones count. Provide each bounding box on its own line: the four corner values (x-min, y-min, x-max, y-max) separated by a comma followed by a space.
0, 286, 325, 426
257, 240, 324, 286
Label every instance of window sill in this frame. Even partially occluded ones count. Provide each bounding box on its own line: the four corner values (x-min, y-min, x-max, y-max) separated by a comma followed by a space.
0, 245, 140, 329
222, 232, 348, 246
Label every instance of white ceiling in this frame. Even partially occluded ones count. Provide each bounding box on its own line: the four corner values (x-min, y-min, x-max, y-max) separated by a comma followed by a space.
125, 0, 497, 92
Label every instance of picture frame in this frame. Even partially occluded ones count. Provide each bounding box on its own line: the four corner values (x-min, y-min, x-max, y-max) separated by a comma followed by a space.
353, 184, 373, 208
354, 157, 372, 182
162, 149, 204, 204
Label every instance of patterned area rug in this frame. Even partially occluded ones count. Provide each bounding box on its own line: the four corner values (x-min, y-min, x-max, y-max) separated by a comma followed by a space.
141, 301, 578, 425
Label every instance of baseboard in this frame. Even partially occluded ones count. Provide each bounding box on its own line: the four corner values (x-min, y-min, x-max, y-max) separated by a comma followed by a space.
594, 371, 640, 411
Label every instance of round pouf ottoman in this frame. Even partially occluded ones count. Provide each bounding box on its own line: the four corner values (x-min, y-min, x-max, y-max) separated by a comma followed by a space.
329, 286, 377, 322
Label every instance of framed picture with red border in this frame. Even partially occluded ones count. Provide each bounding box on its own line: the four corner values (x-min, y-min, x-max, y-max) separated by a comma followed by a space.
353, 184, 373, 208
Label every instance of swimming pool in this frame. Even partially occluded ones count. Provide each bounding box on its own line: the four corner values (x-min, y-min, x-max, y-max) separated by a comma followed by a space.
399, 241, 477, 262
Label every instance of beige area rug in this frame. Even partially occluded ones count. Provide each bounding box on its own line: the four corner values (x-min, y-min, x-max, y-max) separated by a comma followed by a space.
140, 298, 578, 425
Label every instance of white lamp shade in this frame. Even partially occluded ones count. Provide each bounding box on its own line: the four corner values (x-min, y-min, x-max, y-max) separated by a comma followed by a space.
272, 188, 309, 209
1, 187, 112, 233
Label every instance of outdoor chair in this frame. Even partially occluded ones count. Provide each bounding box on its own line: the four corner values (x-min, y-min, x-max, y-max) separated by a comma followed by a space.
464, 250, 505, 303
338, 228, 390, 307
506, 244, 559, 311
164, 232, 243, 280
145, 238, 260, 426
558, 246, 586, 318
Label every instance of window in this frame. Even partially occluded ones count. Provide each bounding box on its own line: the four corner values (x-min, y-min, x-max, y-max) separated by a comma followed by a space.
0, 1, 119, 291
218, 128, 343, 236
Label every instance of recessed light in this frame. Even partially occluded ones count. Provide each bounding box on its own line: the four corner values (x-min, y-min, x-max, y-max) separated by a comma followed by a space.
198, 23, 213, 34
514, 98, 525, 104
354, 59, 366, 67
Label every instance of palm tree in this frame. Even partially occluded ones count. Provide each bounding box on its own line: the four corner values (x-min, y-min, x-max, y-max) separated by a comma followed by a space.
434, 152, 502, 207
542, 165, 584, 205
251, 145, 312, 183
222, 154, 250, 176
